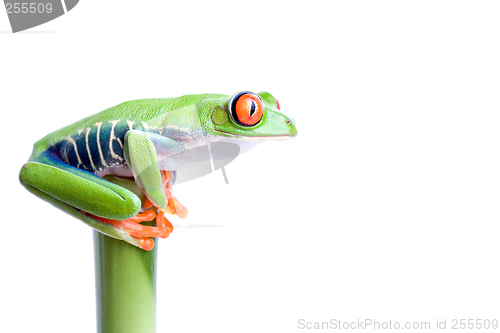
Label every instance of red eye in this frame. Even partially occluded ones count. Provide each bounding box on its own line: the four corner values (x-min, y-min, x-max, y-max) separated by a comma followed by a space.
230, 92, 264, 127
276, 99, 281, 110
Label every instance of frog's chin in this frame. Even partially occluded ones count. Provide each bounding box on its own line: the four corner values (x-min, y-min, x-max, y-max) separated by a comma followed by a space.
213, 130, 296, 141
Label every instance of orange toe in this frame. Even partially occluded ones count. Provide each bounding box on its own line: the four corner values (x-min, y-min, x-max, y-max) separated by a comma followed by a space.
156, 211, 173, 239
126, 210, 156, 223
172, 197, 188, 219
139, 238, 155, 251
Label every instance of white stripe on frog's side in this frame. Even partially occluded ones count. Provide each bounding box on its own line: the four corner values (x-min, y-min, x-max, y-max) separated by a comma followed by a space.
127, 120, 134, 130
85, 127, 97, 171
65, 136, 82, 168
95, 122, 108, 168
109, 120, 124, 161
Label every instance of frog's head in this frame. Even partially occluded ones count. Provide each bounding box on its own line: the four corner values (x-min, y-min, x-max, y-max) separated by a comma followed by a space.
205, 91, 297, 141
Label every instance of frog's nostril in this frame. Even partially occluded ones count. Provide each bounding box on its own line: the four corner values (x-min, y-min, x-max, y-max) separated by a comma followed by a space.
285, 119, 291, 125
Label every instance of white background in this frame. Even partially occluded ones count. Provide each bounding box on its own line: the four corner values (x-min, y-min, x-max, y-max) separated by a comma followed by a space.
1, 1, 500, 332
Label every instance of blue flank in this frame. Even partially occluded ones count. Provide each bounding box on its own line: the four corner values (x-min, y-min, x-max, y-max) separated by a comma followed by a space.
59, 120, 136, 173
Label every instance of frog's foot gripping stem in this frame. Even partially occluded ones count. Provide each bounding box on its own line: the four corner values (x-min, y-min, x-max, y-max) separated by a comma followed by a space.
97, 171, 187, 251
94, 211, 170, 251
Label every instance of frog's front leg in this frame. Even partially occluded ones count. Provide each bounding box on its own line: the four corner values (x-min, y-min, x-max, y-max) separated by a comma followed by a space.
92, 130, 186, 244
123, 130, 168, 209
123, 130, 187, 216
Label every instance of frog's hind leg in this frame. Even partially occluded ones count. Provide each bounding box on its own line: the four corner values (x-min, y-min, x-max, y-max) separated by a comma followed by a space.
20, 150, 141, 220
22, 182, 146, 249
19, 150, 145, 248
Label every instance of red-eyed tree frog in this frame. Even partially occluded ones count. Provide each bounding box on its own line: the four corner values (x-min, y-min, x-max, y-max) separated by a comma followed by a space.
20, 91, 297, 250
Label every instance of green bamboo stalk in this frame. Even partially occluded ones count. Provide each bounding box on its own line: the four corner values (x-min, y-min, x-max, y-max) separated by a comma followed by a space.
93, 229, 158, 333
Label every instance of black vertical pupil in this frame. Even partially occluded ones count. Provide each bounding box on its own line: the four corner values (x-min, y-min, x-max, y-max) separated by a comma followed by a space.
249, 100, 256, 117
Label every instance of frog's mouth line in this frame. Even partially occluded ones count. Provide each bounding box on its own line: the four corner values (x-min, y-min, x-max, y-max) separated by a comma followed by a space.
214, 130, 296, 141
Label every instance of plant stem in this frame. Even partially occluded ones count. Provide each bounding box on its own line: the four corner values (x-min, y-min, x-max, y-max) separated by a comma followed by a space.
93, 230, 158, 333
